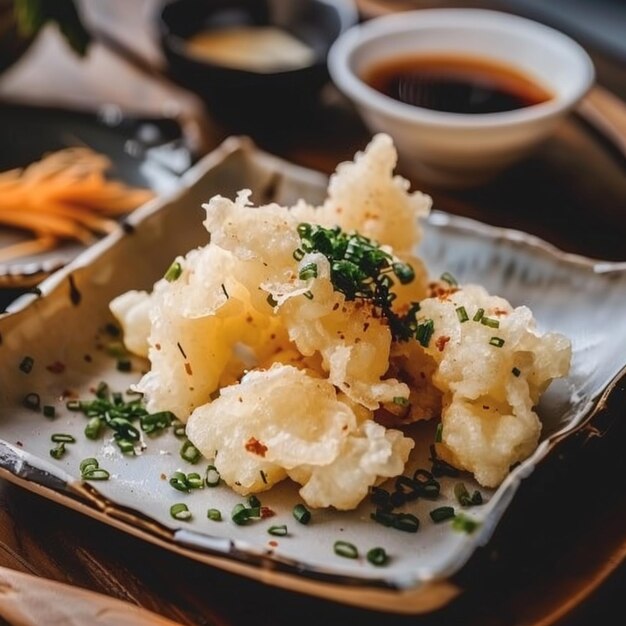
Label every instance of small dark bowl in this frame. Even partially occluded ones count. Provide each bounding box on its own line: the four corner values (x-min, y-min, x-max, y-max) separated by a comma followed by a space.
158, 0, 358, 129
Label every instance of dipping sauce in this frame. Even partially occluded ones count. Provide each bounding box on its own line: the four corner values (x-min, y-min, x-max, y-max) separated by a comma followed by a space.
185, 26, 315, 73
363, 54, 553, 114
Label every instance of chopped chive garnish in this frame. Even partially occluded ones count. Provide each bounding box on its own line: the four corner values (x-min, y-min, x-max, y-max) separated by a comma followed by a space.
84, 417, 103, 440
489, 337, 505, 348
452, 513, 480, 534
164, 261, 182, 282
23, 392, 41, 411
429, 444, 460, 478
392, 513, 420, 533
392, 396, 409, 407
393, 262, 415, 284
455, 306, 469, 323
512, 367, 521, 377
82, 468, 110, 481
430, 506, 455, 523
298, 263, 318, 280
454, 482, 472, 507
172, 418, 186, 438
334, 540, 358, 559
140, 411, 174, 434
180, 439, 201, 464
19, 356, 34, 374
117, 359, 132, 372
268, 524, 288, 537
248, 495, 261, 508
292, 248, 305, 261
435, 423, 443, 443
79, 458, 99, 473
260, 469, 268, 484
293, 504, 311, 525
51, 433, 75, 444
366, 547, 388, 566
170, 471, 190, 492
207, 508, 222, 521
187, 472, 204, 489
232, 503, 254, 525
473, 308, 484, 322
66, 400, 81, 411
170, 503, 192, 521
43, 405, 56, 419
480, 317, 500, 328
415, 319, 435, 347
303, 290, 314, 300
221, 283, 229, 298
440, 272, 458, 286
205, 465, 220, 487
266, 294, 278, 307
50, 443, 66, 460
95, 382, 109, 400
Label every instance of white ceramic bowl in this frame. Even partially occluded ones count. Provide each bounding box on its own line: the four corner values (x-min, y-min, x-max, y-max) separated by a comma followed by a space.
328, 9, 595, 187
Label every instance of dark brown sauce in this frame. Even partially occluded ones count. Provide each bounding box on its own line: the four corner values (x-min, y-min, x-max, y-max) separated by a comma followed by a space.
363, 54, 553, 114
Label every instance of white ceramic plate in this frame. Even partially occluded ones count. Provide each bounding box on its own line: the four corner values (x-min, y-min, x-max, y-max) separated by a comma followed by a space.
1, 137, 625, 613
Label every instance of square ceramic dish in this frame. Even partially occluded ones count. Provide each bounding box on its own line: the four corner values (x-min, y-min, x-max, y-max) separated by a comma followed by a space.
1, 137, 625, 614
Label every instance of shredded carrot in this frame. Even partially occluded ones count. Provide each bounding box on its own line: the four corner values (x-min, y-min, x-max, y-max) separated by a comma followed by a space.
0, 147, 154, 262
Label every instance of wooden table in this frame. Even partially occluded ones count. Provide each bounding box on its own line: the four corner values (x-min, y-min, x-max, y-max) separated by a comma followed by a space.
1, 3, 626, 625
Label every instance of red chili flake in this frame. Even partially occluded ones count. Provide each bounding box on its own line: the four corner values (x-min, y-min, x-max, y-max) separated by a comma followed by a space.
268, 540, 278, 548
494, 308, 509, 317
60, 389, 76, 400
245, 437, 268, 457
160, 473, 167, 480
155, 343, 162, 351
260, 507, 275, 519
46, 361, 66, 374
184, 362, 193, 376
435, 336, 451, 352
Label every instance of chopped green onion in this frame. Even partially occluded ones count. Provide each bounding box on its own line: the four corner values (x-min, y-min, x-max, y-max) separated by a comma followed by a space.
259, 469, 267, 484
303, 290, 314, 300
207, 508, 222, 521
140, 411, 174, 434
169, 471, 190, 492
164, 261, 182, 282
473, 308, 485, 322
66, 400, 81, 411
23, 392, 40, 411
480, 317, 500, 328
435, 423, 443, 443
392, 513, 420, 533
440, 272, 458, 286
393, 262, 415, 284
455, 306, 469, 323
232, 503, 253, 525
50, 443, 66, 460
452, 513, 480, 534
248, 495, 261, 508
79, 457, 99, 473
180, 439, 201, 464
95, 382, 109, 400
392, 396, 409, 407
266, 294, 278, 307
187, 472, 204, 489
19, 356, 34, 374
334, 540, 358, 559
117, 359, 132, 372
170, 503, 192, 521
172, 418, 186, 438
292, 248, 305, 261
84, 417, 102, 440
512, 367, 521, 377
205, 465, 220, 487
298, 263, 318, 280
115, 438, 135, 454
268, 524, 288, 537
293, 504, 311, 525
366, 547, 389, 566
454, 482, 472, 507
43, 405, 56, 419
430, 506, 455, 523
51, 433, 75, 444
82, 468, 110, 481
221, 283, 229, 299
415, 319, 435, 348
489, 337, 505, 348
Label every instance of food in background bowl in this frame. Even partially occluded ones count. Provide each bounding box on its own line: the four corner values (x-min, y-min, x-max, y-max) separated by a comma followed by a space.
110, 135, 571, 510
